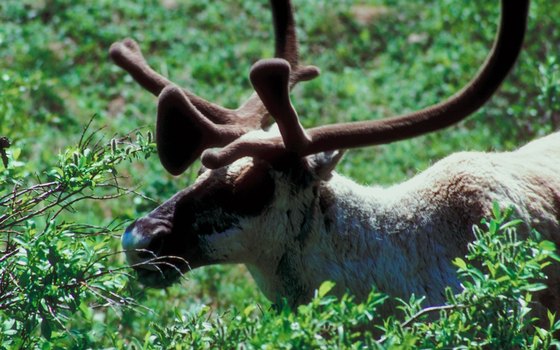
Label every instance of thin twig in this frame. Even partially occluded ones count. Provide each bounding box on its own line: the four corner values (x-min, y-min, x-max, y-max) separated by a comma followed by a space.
0, 184, 64, 229
51, 192, 128, 219
78, 114, 97, 149
0, 187, 77, 229
0, 248, 18, 264
0, 182, 58, 204
402, 304, 463, 328
377, 304, 464, 344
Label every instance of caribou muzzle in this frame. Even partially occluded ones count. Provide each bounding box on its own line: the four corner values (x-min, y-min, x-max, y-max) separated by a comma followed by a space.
122, 216, 195, 288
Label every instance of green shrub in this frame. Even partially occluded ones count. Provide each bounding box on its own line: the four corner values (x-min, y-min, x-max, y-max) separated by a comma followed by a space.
0, 124, 156, 349
137, 207, 560, 349
381, 205, 560, 349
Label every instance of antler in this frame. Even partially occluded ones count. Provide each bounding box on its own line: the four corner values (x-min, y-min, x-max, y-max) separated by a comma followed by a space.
202, 0, 529, 169
110, 0, 319, 175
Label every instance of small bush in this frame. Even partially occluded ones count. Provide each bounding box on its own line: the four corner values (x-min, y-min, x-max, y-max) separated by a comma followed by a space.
380, 205, 560, 349
141, 207, 560, 349
0, 123, 156, 349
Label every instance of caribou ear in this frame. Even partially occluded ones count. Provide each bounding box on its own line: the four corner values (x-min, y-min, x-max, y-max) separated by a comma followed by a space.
306, 150, 345, 181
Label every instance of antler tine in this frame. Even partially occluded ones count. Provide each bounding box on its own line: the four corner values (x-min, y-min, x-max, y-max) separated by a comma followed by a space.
235, 0, 320, 124
202, 0, 529, 169
270, 0, 320, 85
109, 39, 236, 125
271, 0, 298, 66
250, 58, 310, 153
109, 39, 169, 97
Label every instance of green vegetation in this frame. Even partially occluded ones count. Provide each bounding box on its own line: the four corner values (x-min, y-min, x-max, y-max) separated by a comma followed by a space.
145, 206, 560, 349
1, 0, 559, 348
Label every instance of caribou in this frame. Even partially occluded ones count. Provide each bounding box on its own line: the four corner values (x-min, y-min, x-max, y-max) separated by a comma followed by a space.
110, 0, 560, 311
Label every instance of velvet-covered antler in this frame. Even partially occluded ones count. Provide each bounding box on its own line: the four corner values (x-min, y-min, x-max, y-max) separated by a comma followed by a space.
201, 0, 529, 169
110, 0, 319, 175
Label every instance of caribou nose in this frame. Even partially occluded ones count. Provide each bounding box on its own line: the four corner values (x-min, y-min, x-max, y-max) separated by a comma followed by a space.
122, 220, 156, 269
122, 220, 147, 250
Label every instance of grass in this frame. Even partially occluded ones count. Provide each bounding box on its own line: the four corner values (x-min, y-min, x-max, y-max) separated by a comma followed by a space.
1, 0, 560, 348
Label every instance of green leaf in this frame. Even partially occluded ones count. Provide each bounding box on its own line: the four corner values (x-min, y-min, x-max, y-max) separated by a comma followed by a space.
318, 281, 336, 298
492, 201, 502, 221
453, 257, 467, 270
11, 147, 21, 160
523, 283, 547, 292
539, 240, 557, 252
243, 304, 256, 317
41, 319, 52, 340
499, 219, 523, 231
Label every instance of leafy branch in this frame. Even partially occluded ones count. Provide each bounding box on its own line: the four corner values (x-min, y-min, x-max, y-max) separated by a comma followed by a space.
0, 119, 156, 347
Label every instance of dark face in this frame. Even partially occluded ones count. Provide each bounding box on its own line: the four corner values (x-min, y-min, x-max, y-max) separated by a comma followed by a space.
122, 158, 276, 288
